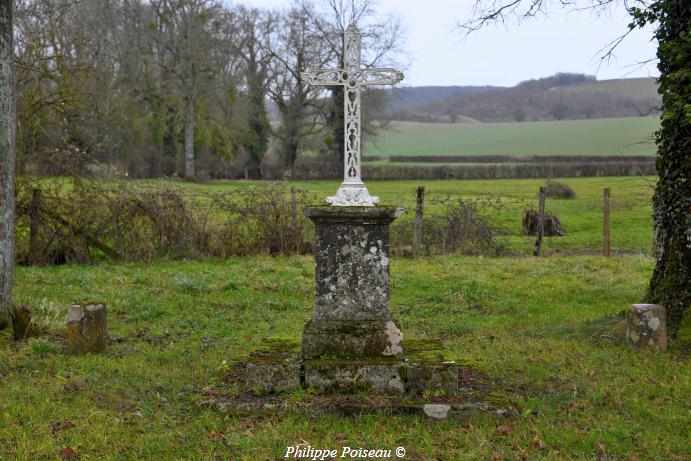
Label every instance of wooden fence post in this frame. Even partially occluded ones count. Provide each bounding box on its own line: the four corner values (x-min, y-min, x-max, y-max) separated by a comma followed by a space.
533, 186, 545, 256
28, 188, 42, 264
603, 188, 611, 257
413, 186, 425, 256
291, 186, 299, 253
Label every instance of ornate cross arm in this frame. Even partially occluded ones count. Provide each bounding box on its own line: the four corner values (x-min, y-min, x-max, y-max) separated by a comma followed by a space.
302, 68, 346, 86
360, 68, 404, 86
302, 68, 404, 87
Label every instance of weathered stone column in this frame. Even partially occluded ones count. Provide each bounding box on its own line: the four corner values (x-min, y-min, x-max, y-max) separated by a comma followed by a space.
302, 206, 403, 359
66, 303, 108, 354
626, 304, 667, 350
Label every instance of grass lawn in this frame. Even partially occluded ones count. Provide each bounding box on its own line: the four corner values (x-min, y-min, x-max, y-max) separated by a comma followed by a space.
161, 176, 655, 255
1, 256, 688, 460
364, 118, 659, 157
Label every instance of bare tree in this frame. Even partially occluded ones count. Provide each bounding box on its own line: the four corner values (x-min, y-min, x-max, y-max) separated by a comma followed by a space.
263, 1, 331, 177
0, 0, 14, 330
234, 6, 275, 177
151, 0, 225, 180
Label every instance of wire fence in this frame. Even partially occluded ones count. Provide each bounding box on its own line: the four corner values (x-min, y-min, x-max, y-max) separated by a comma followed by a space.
14, 178, 655, 265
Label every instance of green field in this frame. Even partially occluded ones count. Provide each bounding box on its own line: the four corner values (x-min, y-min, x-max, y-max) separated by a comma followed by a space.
177, 176, 655, 255
364, 117, 660, 157
3, 176, 688, 460
2, 256, 689, 459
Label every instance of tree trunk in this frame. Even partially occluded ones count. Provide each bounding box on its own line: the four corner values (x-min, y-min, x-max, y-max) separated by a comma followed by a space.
184, 87, 196, 181
285, 114, 300, 179
245, 54, 269, 177
0, 0, 14, 331
643, 0, 691, 336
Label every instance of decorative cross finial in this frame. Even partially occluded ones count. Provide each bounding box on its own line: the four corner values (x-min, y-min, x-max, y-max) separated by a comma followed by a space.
303, 24, 404, 206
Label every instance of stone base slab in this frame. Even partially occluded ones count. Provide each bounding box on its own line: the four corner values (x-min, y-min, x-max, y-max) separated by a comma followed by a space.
229, 339, 492, 397
202, 393, 516, 421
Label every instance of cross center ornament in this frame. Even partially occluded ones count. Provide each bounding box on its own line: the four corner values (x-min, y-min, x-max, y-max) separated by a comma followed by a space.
303, 24, 404, 206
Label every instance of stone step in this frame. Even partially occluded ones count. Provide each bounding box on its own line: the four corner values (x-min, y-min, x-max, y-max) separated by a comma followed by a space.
232, 338, 493, 397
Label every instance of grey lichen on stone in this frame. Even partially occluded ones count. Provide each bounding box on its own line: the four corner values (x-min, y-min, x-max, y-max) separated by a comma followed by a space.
246, 363, 301, 393
423, 404, 451, 420
302, 206, 404, 359
626, 304, 667, 350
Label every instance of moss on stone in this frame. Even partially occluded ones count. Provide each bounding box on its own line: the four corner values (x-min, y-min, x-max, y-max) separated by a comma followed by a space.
303, 357, 400, 366
456, 357, 488, 374
484, 391, 516, 409
248, 338, 300, 365
74, 301, 107, 307
11, 304, 40, 340
404, 339, 449, 365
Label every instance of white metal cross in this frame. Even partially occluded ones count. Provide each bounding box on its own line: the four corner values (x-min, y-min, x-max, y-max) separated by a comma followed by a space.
303, 24, 404, 206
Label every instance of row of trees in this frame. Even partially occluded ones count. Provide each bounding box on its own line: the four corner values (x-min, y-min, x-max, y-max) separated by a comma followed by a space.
13, 0, 403, 180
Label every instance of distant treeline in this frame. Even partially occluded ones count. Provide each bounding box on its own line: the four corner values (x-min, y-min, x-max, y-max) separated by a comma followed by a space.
389, 73, 661, 123
364, 155, 654, 164
359, 161, 656, 180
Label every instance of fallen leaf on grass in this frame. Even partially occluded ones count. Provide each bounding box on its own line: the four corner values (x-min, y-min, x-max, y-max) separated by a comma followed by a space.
531, 436, 546, 449
496, 425, 513, 436
569, 402, 586, 411
491, 451, 502, 460
51, 421, 76, 433
206, 430, 225, 441
200, 386, 218, 397
60, 447, 76, 460
595, 440, 607, 460
62, 380, 86, 394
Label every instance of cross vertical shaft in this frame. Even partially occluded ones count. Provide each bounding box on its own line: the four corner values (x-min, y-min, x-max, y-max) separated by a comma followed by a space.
343, 26, 362, 186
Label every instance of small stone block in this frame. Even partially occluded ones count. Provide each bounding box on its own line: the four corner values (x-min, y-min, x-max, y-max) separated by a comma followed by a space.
626, 304, 667, 350
304, 362, 403, 394
404, 363, 459, 396
245, 363, 301, 393
423, 404, 451, 420
66, 303, 108, 354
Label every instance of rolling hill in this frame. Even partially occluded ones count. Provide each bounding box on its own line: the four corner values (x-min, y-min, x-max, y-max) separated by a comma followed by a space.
388, 74, 660, 123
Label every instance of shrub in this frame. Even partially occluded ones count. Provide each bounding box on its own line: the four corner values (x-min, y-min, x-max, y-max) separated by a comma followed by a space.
522, 209, 565, 236
15, 179, 316, 264
392, 197, 505, 256
543, 181, 576, 198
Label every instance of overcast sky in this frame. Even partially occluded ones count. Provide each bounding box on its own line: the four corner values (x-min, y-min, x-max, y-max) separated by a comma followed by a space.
239, 0, 659, 87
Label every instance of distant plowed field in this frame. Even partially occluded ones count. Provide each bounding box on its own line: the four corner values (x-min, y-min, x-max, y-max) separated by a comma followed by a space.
364, 117, 659, 157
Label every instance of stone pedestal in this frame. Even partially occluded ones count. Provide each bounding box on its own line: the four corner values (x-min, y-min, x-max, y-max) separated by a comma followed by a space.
66, 303, 108, 354
626, 304, 667, 350
302, 207, 404, 359
212, 206, 515, 419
